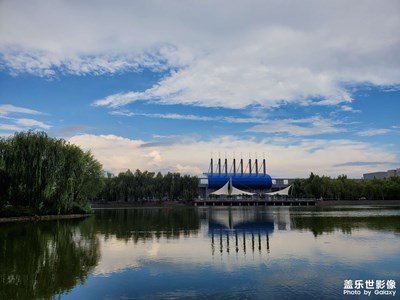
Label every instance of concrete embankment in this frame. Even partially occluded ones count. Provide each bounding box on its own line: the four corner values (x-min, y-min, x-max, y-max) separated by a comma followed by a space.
91, 200, 400, 208
0, 214, 92, 223
317, 200, 400, 206
91, 201, 186, 208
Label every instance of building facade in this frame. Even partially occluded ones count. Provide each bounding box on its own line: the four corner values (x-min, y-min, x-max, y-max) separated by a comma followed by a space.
363, 168, 400, 180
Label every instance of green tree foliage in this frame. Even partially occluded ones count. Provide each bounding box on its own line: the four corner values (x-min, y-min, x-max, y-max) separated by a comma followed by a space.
0, 131, 103, 215
99, 170, 199, 202
292, 172, 400, 200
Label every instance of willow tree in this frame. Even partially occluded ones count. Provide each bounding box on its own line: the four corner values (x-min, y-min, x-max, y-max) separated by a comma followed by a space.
0, 131, 103, 214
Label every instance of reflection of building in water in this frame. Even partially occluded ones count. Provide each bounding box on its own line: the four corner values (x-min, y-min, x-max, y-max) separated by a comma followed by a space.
210, 230, 271, 256
208, 209, 274, 255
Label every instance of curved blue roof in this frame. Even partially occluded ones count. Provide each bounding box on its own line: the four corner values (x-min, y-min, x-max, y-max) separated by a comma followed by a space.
207, 174, 272, 189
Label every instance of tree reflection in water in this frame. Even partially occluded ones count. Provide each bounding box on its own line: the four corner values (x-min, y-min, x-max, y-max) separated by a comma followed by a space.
2, 207, 398, 299
0, 218, 100, 300
291, 214, 400, 237
93, 207, 200, 242
0, 208, 200, 299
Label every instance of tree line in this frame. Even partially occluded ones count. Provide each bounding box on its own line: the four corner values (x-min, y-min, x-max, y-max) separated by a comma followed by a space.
99, 169, 199, 203
291, 173, 400, 200
0, 131, 200, 216
2, 131, 399, 217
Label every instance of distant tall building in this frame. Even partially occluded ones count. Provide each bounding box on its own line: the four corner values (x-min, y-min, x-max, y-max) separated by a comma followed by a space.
387, 169, 400, 177
363, 168, 400, 180
363, 172, 388, 180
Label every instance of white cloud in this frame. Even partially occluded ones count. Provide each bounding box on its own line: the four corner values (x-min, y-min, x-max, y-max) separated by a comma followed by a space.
1, 1, 399, 108
69, 134, 145, 173
0, 104, 50, 133
146, 150, 162, 164
111, 110, 349, 132
0, 104, 43, 117
94, 60, 354, 109
247, 116, 344, 136
93, 91, 148, 108
358, 129, 392, 137
68, 133, 398, 178
0, 124, 22, 131
341, 105, 360, 113
175, 164, 203, 175
110, 110, 215, 122
110, 109, 266, 124
15, 118, 51, 129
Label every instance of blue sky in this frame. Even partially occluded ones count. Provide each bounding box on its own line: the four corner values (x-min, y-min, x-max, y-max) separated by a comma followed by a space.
0, 0, 399, 178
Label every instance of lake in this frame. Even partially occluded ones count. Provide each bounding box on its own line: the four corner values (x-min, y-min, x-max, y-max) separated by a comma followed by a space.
1, 206, 399, 299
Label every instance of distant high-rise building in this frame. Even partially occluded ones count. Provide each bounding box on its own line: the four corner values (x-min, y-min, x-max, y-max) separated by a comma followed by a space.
363, 168, 400, 180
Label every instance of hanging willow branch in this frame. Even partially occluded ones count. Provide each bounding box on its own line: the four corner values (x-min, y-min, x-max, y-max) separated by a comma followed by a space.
0, 131, 103, 215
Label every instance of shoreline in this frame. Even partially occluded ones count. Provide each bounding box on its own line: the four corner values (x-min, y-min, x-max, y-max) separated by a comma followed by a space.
2, 200, 399, 222
91, 199, 400, 208
91, 201, 188, 209
316, 199, 400, 206
0, 213, 92, 223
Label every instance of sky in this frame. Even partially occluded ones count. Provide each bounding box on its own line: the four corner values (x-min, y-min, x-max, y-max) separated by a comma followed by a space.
0, 0, 399, 178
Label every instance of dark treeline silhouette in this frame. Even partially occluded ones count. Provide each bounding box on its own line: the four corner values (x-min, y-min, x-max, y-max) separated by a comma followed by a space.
99, 169, 199, 202
291, 172, 400, 200
0, 131, 103, 215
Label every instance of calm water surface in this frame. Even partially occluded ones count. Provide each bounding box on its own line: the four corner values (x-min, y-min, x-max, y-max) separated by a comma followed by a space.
1, 206, 399, 299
